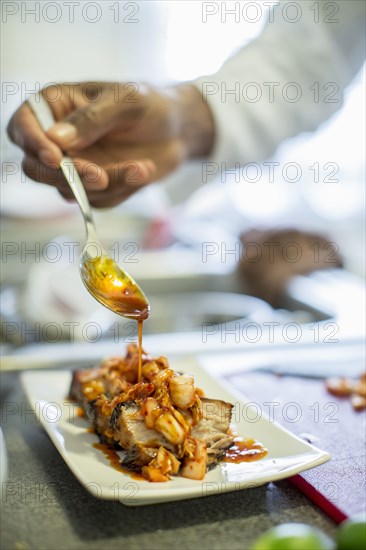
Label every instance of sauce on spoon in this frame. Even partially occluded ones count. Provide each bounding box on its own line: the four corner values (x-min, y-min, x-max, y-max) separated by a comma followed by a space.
81, 254, 149, 382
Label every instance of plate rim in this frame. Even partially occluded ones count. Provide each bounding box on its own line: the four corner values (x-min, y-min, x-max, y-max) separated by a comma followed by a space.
20, 364, 331, 505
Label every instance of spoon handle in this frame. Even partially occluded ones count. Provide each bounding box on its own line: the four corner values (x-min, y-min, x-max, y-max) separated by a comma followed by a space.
27, 93, 97, 242
59, 158, 97, 240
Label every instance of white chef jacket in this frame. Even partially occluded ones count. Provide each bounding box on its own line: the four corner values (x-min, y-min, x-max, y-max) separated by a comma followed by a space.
192, 0, 365, 167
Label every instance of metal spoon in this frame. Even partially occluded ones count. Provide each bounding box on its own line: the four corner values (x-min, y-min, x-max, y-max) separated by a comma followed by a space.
27, 93, 150, 321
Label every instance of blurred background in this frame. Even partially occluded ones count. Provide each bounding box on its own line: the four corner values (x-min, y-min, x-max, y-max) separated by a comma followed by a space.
1, 1, 365, 347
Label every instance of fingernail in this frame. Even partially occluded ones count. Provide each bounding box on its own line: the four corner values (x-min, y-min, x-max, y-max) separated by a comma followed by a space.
49, 122, 77, 143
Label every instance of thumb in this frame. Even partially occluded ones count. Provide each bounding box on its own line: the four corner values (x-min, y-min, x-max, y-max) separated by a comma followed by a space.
46, 91, 127, 151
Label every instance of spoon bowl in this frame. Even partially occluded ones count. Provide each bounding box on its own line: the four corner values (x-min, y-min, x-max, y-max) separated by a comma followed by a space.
80, 250, 149, 319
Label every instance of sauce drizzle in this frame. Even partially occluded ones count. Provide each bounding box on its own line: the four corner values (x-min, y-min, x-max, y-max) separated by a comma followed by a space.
83, 254, 149, 382
224, 437, 268, 463
137, 319, 143, 383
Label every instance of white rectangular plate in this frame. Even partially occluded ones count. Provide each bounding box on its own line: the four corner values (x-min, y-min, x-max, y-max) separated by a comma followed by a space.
21, 357, 330, 506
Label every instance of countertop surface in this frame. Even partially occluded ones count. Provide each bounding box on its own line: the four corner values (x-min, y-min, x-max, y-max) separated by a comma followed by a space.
0, 369, 340, 550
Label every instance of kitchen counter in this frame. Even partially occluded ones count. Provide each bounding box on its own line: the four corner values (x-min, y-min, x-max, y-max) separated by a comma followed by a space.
1, 370, 338, 550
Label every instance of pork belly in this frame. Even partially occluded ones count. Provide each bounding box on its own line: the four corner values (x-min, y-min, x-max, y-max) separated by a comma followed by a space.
69, 345, 234, 480
192, 398, 233, 465
110, 401, 175, 468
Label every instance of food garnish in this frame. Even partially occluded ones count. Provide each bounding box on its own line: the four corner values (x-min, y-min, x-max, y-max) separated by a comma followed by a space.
70, 344, 237, 481
326, 372, 366, 411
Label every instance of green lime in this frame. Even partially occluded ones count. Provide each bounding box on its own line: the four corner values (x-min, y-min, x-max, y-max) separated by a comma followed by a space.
337, 515, 366, 550
251, 523, 334, 550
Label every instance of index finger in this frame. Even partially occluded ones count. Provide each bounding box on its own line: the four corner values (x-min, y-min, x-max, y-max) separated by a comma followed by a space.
7, 102, 63, 166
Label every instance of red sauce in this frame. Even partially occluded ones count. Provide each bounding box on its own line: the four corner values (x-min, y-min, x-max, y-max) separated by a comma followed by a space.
137, 319, 143, 383
92, 442, 145, 480
85, 256, 148, 383
225, 437, 268, 463
99, 290, 149, 320
76, 406, 85, 418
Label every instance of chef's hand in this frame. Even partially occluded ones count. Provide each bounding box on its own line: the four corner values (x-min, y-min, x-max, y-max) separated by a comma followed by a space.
7, 82, 214, 207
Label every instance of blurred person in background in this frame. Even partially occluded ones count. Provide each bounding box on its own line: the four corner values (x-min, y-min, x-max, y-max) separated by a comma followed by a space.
7, 1, 365, 206
6, 0, 365, 302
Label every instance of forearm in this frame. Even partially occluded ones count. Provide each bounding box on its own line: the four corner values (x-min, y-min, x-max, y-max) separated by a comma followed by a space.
190, 0, 365, 167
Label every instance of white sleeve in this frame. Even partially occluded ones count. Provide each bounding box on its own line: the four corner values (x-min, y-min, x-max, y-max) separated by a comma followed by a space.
192, 0, 365, 166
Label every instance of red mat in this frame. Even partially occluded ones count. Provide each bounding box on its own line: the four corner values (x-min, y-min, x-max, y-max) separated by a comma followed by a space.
224, 371, 366, 522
